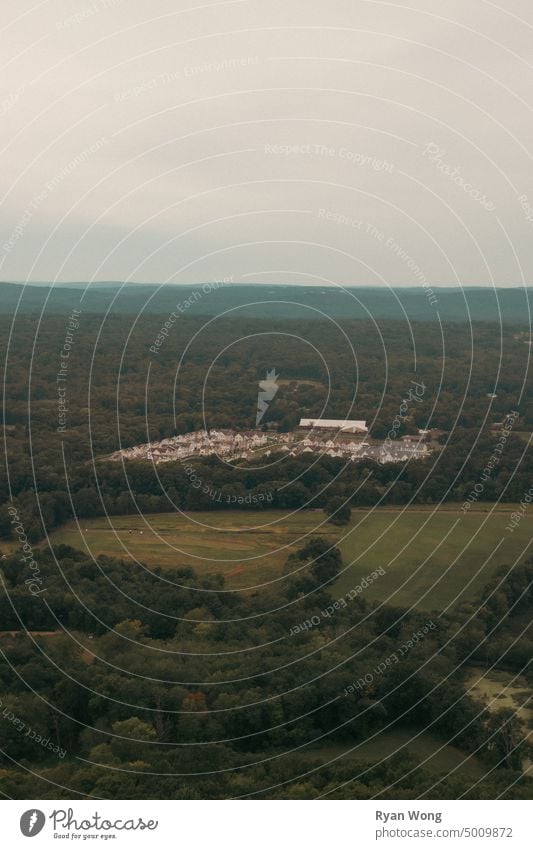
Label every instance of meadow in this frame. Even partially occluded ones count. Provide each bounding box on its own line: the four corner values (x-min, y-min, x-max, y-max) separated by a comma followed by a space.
298, 727, 486, 779
47, 510, 328, 589
45, 504, 533, 608
336, 506, 533, 612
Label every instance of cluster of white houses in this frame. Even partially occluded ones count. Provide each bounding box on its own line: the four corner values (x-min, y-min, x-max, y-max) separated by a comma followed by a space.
110, 418, 431, 465
112, 429, 273, 463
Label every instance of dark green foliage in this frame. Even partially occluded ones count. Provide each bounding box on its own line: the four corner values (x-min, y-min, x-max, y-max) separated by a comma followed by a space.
1, 308, 531, 800
325, 497, 352, 525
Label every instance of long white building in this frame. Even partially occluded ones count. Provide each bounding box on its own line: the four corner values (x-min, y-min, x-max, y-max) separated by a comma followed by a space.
299, 418, 368, 434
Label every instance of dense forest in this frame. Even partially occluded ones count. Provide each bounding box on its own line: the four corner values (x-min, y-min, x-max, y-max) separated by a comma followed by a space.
1, 313, 532, 542
0, 538, 532, 799
1, 306, 532, 799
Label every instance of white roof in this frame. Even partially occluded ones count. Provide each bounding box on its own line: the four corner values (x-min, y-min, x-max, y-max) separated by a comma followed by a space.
299, 418, 367, 431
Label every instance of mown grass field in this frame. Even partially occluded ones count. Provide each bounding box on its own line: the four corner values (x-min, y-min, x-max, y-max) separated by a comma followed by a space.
336, 506, 533, 611
47, 510, 329, 589
46, 505, 533, 605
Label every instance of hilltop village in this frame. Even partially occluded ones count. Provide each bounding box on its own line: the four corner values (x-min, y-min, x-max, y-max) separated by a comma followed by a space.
110, 419, 435, 465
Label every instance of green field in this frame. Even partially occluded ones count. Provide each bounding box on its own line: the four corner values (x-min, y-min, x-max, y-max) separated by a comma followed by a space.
47, 510, 329, 589
46, 505, 533, 606
299, 727, 486, 778
337, 507, 533, 611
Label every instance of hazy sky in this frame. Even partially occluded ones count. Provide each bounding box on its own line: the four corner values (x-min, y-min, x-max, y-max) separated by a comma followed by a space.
2, 0, 533, 286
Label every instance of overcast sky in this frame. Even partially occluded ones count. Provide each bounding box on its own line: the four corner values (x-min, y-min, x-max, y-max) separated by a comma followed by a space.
1, 0, 533, 286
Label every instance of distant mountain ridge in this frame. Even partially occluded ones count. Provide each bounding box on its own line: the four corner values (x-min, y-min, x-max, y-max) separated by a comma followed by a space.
1, 281, 532, 323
